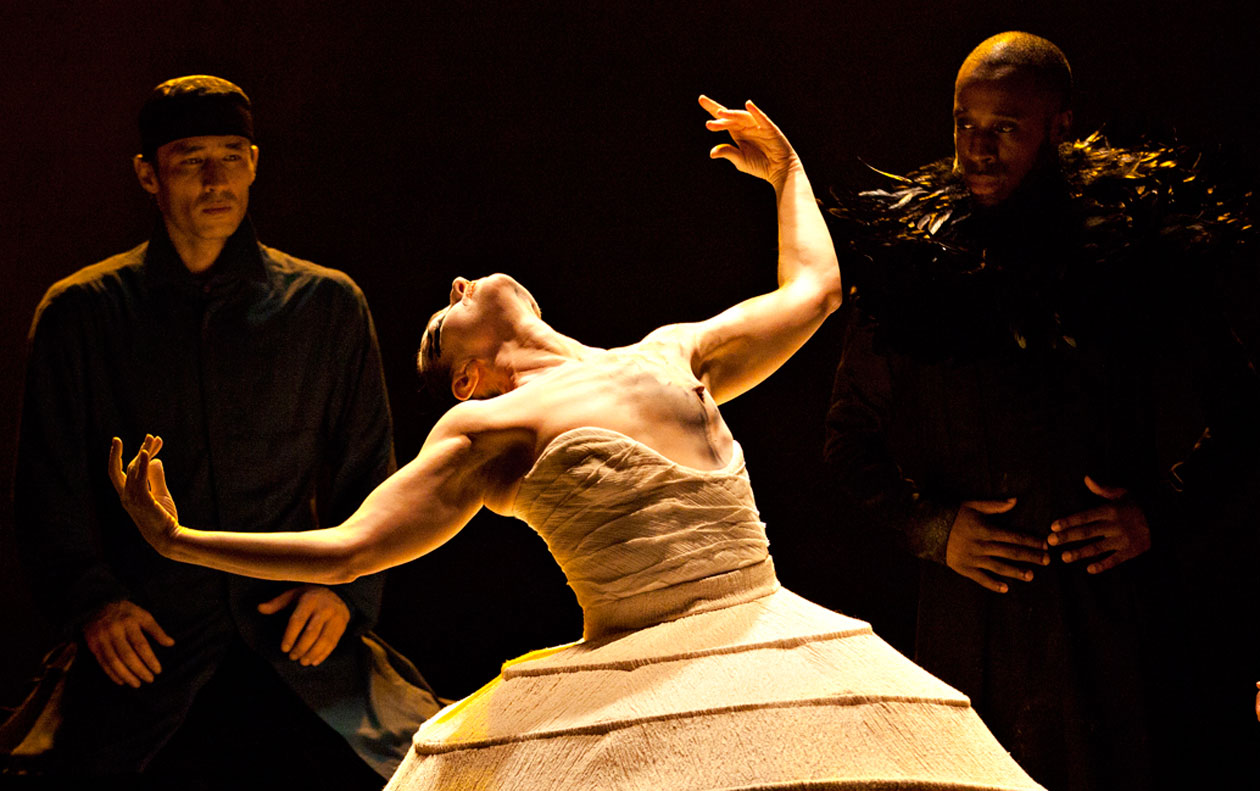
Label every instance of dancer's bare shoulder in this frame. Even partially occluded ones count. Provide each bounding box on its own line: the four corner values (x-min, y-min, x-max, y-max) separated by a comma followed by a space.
430, 337, 735, 515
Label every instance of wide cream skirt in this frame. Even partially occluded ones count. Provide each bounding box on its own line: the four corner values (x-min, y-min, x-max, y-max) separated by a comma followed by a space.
384, 586, 1043, 790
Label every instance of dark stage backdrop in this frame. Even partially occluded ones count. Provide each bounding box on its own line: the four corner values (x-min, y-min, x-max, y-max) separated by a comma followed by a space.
1, 0, 1255, 704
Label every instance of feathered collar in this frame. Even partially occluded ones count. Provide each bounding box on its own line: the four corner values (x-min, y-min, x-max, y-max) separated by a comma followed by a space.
828, 133, 1253, 358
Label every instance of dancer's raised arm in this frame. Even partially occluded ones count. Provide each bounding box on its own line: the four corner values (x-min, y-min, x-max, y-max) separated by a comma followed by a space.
652, 96, 841, 404
107, 95, 843, 584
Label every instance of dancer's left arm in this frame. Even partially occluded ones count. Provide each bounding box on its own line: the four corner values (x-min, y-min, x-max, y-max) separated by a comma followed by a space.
656, 96, 842, 404
108, 409, 504, 584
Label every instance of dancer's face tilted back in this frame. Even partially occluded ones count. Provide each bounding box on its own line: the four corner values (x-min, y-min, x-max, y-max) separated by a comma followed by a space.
418, 273, 542, 403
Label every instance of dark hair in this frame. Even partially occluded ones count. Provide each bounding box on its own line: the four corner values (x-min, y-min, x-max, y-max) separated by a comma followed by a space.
964, 32, 1073, 111
139, 75, 254, 160
416, 310, 459, 413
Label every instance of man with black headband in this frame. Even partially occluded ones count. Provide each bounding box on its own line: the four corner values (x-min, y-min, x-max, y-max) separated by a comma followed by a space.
825, 32, 1258, 789
11, 75, 435, 784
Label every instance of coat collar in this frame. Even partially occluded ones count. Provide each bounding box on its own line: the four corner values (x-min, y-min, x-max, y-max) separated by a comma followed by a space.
143, 215, 267, 295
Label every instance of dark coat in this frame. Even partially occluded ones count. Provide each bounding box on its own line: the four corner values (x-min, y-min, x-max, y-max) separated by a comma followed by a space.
12, 219, 418, 774
824, 144, 1260, 790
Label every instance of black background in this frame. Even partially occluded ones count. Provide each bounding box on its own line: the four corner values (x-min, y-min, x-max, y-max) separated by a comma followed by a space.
1, 0, 1255, 705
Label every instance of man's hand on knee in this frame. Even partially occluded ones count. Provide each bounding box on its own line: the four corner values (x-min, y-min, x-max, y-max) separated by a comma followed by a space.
258, 585, 351, 667
82, 599, 175, 687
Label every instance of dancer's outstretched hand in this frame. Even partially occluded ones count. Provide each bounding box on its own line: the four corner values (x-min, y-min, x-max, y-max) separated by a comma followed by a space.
699, 95, 797, 189
109, 434, 180, 554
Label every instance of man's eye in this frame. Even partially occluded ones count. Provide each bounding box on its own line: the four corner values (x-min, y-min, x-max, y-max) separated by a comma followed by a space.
995, 123, 1017, 133
955, 120, 973, 130
182, 158, 203, 165
223, 154, 240, 162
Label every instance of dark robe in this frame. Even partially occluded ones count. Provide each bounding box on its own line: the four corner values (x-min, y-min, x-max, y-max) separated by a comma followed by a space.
12, 219, 435, 781
824, 141, 1260, 790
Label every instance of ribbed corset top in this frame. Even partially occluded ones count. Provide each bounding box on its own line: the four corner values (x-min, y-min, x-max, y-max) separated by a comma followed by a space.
512, 426, 777, 639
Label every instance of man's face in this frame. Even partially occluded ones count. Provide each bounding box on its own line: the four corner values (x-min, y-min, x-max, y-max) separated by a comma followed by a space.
135, 135, 258, 247
952, 67, 1070, 206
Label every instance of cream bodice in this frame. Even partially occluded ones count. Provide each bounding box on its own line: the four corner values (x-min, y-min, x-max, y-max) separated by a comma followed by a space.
512, 426, 777, 639
396, 431, 1044, 791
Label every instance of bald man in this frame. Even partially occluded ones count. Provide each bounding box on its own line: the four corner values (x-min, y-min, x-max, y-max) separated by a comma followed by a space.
825, 32, 1259, 790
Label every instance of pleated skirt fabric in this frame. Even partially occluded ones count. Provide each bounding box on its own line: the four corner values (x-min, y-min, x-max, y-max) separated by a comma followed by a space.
385, 588, 1043, 790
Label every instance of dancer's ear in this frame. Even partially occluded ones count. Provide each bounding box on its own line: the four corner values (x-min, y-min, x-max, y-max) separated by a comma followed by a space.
451, 359, 482, 402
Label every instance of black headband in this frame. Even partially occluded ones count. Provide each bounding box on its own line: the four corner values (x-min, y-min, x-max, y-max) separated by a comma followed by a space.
139, 76, 254, 160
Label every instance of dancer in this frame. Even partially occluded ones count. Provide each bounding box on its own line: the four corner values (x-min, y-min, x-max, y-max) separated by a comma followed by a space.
111, 96, 1043, 790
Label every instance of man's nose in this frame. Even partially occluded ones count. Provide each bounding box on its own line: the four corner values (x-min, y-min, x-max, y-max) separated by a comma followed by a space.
968, 131, 998, 160
201, 158, 227, 186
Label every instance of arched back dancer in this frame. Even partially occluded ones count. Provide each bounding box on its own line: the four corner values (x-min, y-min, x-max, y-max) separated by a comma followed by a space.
111, 96, 1043, 790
